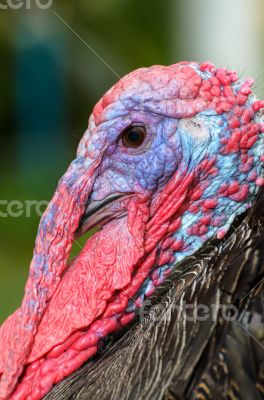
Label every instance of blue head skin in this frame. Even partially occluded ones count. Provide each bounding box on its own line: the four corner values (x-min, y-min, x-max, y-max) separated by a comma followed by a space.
1, 62, 264, 399
74, 62, 264, 310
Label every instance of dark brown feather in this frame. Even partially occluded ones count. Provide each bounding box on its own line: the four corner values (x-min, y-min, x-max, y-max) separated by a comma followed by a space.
45, 188, 264, 400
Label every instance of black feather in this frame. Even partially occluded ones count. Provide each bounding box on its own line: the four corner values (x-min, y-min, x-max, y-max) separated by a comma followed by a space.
45, 188, 264, 400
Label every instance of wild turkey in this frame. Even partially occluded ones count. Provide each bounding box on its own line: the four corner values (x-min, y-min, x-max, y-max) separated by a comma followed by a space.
0, 61, 264, 400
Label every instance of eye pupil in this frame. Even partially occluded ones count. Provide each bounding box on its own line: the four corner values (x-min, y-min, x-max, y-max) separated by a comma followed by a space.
128, 130, 140, 143
122, 126, 146, 148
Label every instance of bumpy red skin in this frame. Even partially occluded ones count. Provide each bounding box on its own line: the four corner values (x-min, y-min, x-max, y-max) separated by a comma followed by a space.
0, 61, 264, 399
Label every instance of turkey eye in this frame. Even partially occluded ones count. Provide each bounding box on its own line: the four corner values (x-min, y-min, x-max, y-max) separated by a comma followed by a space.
122, 126, 146, 148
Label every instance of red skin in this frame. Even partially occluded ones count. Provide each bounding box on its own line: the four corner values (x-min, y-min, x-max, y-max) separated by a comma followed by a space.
0, 61, 264, 399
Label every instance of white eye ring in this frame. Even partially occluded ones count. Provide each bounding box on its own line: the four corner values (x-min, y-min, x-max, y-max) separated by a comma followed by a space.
179, 117, 210, 141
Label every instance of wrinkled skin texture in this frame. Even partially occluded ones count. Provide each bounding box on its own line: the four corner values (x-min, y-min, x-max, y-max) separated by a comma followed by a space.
0, 61, 264, 399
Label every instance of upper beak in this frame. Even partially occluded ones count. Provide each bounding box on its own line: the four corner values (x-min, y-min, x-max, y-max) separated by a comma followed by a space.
75, 192, 133, 238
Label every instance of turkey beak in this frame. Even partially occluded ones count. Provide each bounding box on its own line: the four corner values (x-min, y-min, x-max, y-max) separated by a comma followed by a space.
75, 192, 133, 238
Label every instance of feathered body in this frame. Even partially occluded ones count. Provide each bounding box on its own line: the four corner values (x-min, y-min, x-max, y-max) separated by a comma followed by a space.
46, 187, 264, 400
0, 61, 264, 399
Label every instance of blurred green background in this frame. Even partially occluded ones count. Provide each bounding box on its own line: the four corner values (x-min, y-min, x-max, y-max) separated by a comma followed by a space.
1, 0, 264, 323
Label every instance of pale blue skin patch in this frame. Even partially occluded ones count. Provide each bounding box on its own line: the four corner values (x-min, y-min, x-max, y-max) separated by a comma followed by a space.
85, 78, 264, 315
